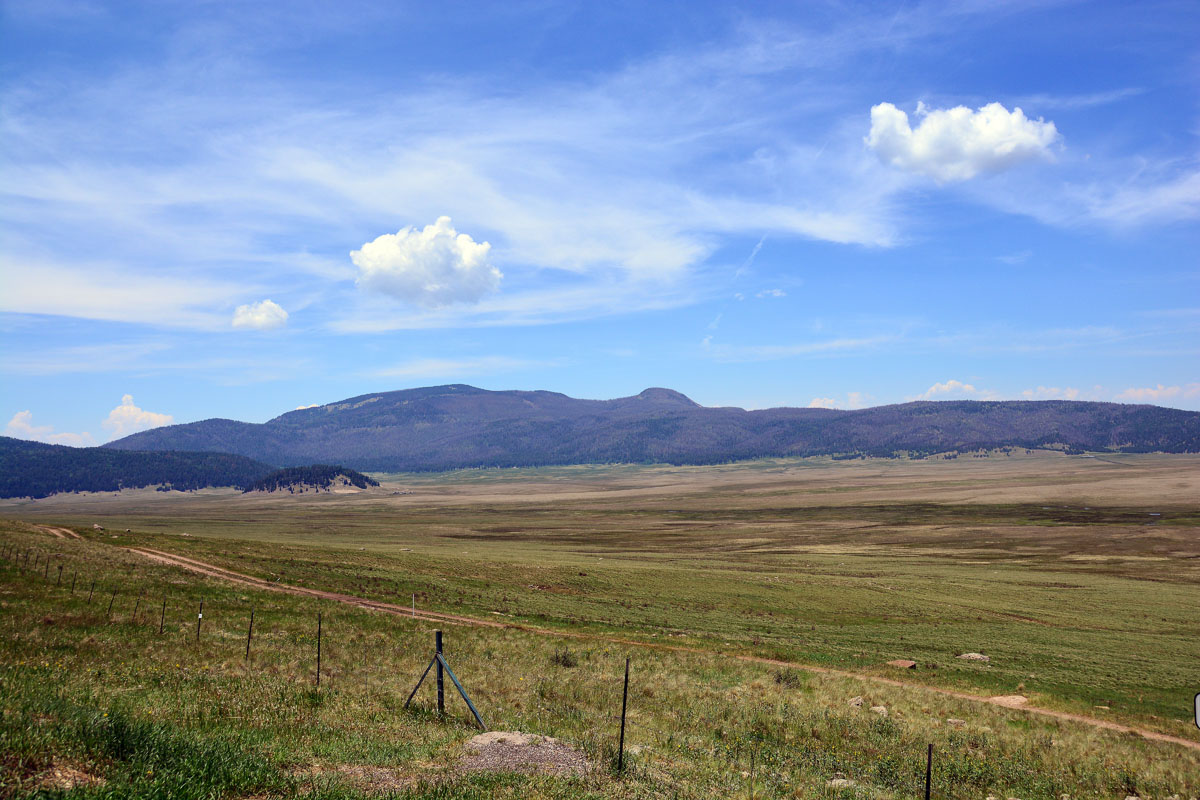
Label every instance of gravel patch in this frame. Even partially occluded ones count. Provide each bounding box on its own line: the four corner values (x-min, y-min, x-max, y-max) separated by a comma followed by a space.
460, 731, 592, 777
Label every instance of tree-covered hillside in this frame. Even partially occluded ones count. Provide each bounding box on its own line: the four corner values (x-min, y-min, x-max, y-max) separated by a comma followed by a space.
244, 465, 379, 493
0, 437, 275, 499
105, 385, 1200, 472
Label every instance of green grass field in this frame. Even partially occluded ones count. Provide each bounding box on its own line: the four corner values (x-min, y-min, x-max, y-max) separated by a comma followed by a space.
2, 453, 1199, 797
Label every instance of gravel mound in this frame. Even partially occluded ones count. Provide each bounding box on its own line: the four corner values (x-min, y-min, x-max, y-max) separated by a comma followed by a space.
460, 731, 592, 777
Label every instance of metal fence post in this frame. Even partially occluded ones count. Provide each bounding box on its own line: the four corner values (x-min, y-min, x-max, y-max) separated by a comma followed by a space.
435, 630, 445, 715
618, 657, 630, 773
246, 608, 254, 660
924, 742, 933, 800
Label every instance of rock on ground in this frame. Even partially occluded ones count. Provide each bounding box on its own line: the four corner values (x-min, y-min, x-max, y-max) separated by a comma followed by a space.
958, 652, 991, 662
869, 706, 888, 717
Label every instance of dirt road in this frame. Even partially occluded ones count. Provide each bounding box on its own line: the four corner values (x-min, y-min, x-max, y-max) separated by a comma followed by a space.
127, 546, 1200, 753
34, 525, 82, 540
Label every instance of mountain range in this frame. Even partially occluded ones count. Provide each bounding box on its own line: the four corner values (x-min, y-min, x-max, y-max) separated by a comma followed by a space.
105, 384, 1200, 471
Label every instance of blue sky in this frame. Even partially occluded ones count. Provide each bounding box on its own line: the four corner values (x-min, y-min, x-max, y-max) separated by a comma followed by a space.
2, 0, 1198, 445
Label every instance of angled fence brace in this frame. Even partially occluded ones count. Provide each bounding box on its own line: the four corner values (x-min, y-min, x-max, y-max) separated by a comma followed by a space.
404, 630, 487, 731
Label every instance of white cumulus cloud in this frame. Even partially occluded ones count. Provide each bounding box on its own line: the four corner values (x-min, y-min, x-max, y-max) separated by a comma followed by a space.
808, 397, 838, 409
1020, 385, 1107, 401
866, 102, 1059, 183
1115, 383, 1200, 403
4, 410, 96, 446
232, 299, 288, 329
102, 395, 173, 439
352, 217, 501, 308
916, 379, 998, 401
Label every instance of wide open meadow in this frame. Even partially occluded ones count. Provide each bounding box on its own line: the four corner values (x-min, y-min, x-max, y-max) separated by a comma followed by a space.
3, 451, 1198, 798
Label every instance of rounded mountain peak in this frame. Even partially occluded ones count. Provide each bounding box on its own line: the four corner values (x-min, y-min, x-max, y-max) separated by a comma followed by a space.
632, 387, 699, 406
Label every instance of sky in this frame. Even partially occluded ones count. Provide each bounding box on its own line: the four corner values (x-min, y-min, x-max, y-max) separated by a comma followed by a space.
1, 0, 1198, 446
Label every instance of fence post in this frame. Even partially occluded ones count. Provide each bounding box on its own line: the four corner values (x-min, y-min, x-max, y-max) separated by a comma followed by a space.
316, 612, 322, 687
56, 565, 63, 586
160, 597, 166, 634
107, 589, 117, 618
196, 599, 203, 642
44, 557, 50, 580
87, 579, 95, 603
133, 591, 143, 623
246, 608, 254, 660
435, 630, 444, 715
924, 742, 933, 800
412, 592, 416, 618
618, 657, 630, 773
70, 571, 77, 594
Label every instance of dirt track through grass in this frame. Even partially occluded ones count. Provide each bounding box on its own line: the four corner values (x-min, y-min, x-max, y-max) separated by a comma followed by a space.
126, 544, 1200, 754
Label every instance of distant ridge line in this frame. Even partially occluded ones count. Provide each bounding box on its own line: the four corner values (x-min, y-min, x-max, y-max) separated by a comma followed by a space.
104, 384, 1200, 472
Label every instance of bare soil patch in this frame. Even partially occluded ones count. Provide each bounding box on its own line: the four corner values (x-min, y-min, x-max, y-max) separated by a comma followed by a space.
460, 731, 592, 777
294, 763, 415, 794
35, 761, 105, 791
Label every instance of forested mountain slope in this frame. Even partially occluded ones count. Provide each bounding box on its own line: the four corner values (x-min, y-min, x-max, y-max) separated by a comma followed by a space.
104, 385, 1200, 472
0, 437, 275, 498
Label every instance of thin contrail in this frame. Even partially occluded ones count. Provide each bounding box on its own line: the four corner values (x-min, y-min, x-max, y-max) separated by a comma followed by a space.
734, 235, 766, 280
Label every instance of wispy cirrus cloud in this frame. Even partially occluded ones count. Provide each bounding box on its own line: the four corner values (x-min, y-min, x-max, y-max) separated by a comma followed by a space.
371, 356, 562, 380
702, 335, 895, 363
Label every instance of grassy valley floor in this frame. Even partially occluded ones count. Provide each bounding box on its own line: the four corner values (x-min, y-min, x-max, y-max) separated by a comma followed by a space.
2, 452, 1198, 797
